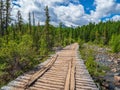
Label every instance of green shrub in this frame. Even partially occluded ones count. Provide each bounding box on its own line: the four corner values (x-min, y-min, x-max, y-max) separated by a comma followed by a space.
109, 34, 120, 53
80, 47, 108, 77
0, 34, 40, 87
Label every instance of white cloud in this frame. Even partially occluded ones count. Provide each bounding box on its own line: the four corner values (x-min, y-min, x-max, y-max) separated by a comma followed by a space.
90, 0, 114, 22
111, 15, 120, 21
12, 0, 86, 26
12, 0, 39, 22
90, 0, 120, 22
11, 0, 120, 26
36, 0, 64, 6
102, 15, 120, 22
54, 3, 85, 26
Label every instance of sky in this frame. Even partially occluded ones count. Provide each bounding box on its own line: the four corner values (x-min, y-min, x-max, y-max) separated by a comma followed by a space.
12, 0, 120, 27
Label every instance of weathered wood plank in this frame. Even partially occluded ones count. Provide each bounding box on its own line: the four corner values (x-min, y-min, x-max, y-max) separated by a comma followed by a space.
24, 55, 58, 89
70, 59, 75, 90
64, 61, 71, 90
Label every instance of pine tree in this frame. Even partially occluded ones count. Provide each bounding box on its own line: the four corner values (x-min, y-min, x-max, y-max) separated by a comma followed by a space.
0, 0, 4, 36
32, 12, 36, 37
5, 0, 11, 35
34, 22, 40, 50
32, 12, 35, 26
59, 22, 62, 46
17, 10, 23, 33
28, 12, 32, 34
44, 6, 51, 51
103, 28, 108, 45
11, 23, 16, 39
95, 30, 100, 44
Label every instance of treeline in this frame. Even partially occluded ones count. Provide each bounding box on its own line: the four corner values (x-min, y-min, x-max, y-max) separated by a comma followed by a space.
0, 0, 120, 87
75, 21, 120, 52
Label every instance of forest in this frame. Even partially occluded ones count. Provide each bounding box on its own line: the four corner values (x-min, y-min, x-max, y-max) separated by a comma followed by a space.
0, 0, 120, 87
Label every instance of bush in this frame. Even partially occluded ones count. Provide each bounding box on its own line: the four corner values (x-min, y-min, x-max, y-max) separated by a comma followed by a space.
80, 47, 108, 77
109, 35, 120, 53
0, 34, 40, 87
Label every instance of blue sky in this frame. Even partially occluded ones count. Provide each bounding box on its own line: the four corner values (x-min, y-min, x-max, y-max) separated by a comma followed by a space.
12, 0, 120, 26
81, 0, 95, 14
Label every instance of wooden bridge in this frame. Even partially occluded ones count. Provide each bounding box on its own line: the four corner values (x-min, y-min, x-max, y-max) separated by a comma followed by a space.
1, 43, 99, 90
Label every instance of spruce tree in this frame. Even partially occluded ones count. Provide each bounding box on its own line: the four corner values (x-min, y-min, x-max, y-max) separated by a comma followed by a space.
5, 0, 11, 35
28, 12, 32, 34
44, 6, 51, 51
32, 12, 36, 37
59, 22, 62, 46
17, 10, 23, 33
0, 0, 4, 36
32, 12, 35, 26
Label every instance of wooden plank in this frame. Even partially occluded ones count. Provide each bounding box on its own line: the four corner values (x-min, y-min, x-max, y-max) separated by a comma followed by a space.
70, 59, 75, 90
64, 60, 71, 90
37, 79, 64, 86
24, 55, 58, 89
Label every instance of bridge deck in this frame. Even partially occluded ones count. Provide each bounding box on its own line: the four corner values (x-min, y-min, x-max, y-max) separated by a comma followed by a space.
1, 43, 99, 90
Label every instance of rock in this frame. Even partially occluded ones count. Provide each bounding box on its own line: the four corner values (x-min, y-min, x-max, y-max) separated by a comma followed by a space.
114, 60, 118, 64
111, 68, 117, 72
114, 73, 120, 86
108, 82, 115, 90
108, 59, 112, 62
102, 82, 109, 87
118, 58, 120, 61
117, 60, 120, 64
